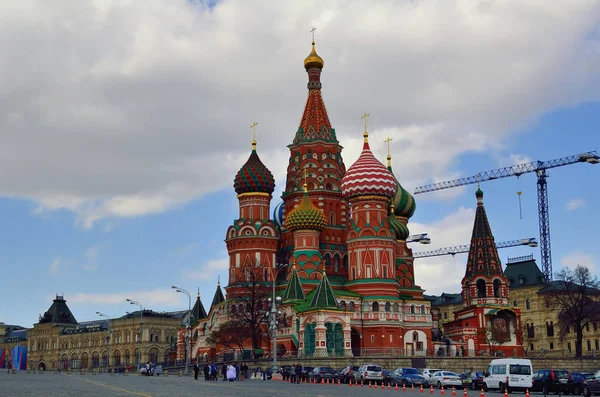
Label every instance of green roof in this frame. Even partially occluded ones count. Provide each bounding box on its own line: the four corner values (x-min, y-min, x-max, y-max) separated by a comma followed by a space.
310, 272, 338, 308
211, 284, 225, 309
504, 257, 545, 288
190, 293, 208, 324
283, 268, 305, 302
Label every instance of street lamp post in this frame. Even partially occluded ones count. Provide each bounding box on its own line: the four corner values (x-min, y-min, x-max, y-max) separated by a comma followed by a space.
172, 286, 192, 376
267, 263, 288, 372
126, 299, 144, 367
96, 312, 112, 370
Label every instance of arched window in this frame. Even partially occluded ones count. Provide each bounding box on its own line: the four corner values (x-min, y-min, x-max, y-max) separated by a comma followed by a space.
421, 305, 426, 314
231, 305, 237, 314
411, 305, 415, 314
372, 302, 379, 312
334, 255, 340, 272
393, 302, 399, 313
329, 211, 336, 226
349, 301, 355, 312
493, 279, 501, 297
476, 279, 487, 298
363, 301, 369, 312
324, 253, 331, 268
546, 321, 554, 337
339, 300, 346, 310
413, 331, 419, 341
385, 302, 391, 312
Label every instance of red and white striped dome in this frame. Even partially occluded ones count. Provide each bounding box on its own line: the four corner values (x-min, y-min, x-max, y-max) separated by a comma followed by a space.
341, 139, 396, 200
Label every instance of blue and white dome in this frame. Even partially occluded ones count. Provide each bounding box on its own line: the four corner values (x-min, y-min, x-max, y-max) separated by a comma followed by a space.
273, 201, 284, 228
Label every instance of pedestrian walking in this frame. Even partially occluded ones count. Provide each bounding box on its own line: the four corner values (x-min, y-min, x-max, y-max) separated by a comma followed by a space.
295, 364, 302, 384
193, 363, 199, 380
203, 363, 210, 380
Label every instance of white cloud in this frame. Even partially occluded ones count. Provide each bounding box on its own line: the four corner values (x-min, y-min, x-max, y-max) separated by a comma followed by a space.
411, 207, 476, 295
186, 255, 229, 282
68, 288, 181, 306
2, 1, 599, 227
82, 243, 105, 271
498, 153, 533, 168
48, 257, 61, 274
565, 199, 586, 211
560, 250, 598, 273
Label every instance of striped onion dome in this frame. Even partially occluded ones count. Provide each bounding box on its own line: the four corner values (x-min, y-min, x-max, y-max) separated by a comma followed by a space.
388, 163, 416, 219
388, 207, 410, 241
273, 201, 284, 228
341, 137, 396, 200
284, 186, 327, 231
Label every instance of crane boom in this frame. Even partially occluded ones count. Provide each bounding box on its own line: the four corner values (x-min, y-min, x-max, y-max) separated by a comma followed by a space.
413, 151, 599, 281
413, 238, 537, 259
414, 151, 598, 194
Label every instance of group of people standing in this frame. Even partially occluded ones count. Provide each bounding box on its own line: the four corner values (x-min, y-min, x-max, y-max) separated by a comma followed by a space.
193, 362, 249, 381
288, 364, 303, 384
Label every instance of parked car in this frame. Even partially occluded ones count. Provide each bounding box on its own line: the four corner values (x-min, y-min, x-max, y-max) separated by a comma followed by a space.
483, 358, 533, 392
391, 367, 429, 388
300, 366, 314, 382
532, 369, 573, 395
583, 370, 600, 397
423, 368, 443, 382
460, 371, 485, 390
358, 364, 384, 385
382, 369, 394, 385
309, 367, 338, 383
431, 371, 463, 389
572, 372, 594, 395
339, 365, 360, 384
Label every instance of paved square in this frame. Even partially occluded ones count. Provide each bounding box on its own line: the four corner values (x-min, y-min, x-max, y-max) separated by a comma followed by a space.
1, 372, 516, 397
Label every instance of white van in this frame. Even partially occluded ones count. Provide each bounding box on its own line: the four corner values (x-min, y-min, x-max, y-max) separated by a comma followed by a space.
483, 358, 533, 392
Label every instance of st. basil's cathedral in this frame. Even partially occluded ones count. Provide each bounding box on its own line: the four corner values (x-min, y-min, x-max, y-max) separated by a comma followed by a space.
178, 41, 524, 360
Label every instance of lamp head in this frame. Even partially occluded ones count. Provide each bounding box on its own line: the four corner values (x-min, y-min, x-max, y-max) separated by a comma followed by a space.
275, 296, 282, 303
171, 286, 177, 289
126, 299, 132, 302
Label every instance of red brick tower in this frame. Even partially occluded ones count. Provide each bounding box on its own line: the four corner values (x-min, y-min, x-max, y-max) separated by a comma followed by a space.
341, 123, 398, 296
225, 136, 279, 298
280, 41, 348, 278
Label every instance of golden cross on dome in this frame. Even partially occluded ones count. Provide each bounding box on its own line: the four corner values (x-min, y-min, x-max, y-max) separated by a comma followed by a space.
303, 168, 308, 192
385, 137, 393, 167
310, 27, 317, 43
361, 113, 370, 141
250, 122, 258, 148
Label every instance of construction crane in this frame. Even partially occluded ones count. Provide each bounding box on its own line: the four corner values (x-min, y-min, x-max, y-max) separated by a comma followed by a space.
414, 151, 599, 281
413, 238, 537, 259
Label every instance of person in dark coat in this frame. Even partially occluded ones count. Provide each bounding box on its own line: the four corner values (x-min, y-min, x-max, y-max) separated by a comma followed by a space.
295, 364, 302, 384
193, 363, 199, 380
203, 363, 210, 380
221, 363, 227, 381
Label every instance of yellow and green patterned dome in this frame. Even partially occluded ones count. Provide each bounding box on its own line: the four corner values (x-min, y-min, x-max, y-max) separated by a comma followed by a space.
285, 185, 327, 231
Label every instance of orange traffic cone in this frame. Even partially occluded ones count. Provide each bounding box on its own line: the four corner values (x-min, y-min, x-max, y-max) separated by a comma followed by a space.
430, 386, 435, 394
369, 381, 372, 388
526, 389, 530, 397
403, 384, 407, 391
463, 387, 468, 397
355, 379, 358, 387
338, 379, 341, 386
452, 387, 457, 396
375, 382, 378, 389
480, 388, 485, 397
361, 380, 364, 387
442, 385, 446, 395
349, 380, 352, 387
321, 378, 324, 384
396, 383, 399, 391
504, 388, 508, 397
420, 384, 424, 393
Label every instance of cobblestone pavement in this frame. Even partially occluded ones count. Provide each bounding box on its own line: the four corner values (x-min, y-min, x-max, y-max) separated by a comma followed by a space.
1, 372, 524, 397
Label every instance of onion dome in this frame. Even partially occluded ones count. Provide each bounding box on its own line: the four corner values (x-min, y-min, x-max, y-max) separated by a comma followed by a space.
233, 141, 275, 195
341, 131, 396, 200
304, 41, 324, 70
272, 201, 284, 228
285, 184, 327, 231
388, 206, 410, 241
387, 155, 416, 219
476, 186, 484, 199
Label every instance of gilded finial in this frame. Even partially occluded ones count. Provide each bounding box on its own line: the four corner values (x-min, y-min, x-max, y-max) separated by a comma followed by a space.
390, 203, 395, 215
322, 270, 326, 277
303, 168, 308, 192
385, 137, 393, 167
361, 113, 370, 142
304, 28, 324, 70
250, 122, 258, 150
310, 27, 316, 43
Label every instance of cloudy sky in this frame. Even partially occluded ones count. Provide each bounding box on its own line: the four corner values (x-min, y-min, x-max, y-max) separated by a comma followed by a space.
1, 0, 599, 327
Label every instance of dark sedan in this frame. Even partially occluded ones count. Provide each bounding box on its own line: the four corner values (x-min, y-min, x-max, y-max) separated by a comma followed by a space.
583, 370, 600, 397
309, 366, 338, 383
572, 372, 594, 395
391, 367, 429, 388
460, 371, 485, 390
